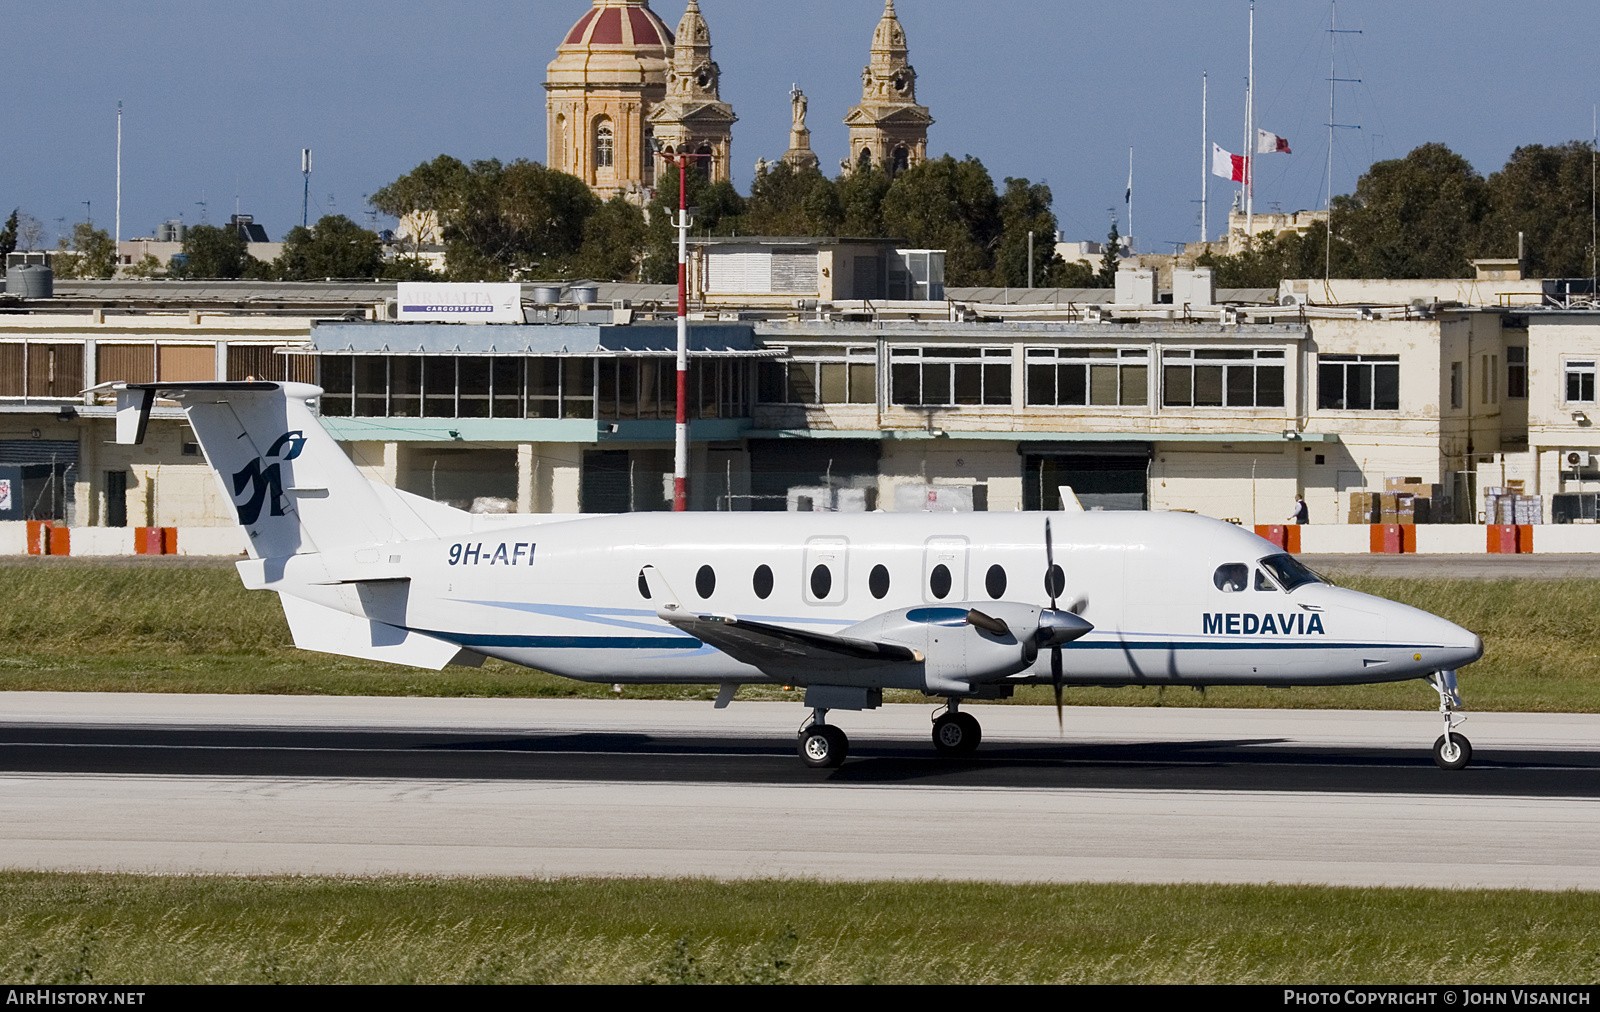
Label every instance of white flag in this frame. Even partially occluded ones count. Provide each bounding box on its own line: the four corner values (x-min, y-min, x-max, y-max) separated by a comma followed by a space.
1256, 129, 1291, 155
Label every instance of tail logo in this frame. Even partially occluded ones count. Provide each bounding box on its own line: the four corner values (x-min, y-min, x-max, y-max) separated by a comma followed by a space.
231, 431, 306, 525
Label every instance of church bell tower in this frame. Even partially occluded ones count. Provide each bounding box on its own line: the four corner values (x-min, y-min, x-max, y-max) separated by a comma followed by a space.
843, 0, 932, 176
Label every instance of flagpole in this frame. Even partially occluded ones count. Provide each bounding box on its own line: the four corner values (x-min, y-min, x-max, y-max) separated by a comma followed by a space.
1201, 71, 1208, 244
1246, 0, 1255, 239
1128, 147, 1134, 254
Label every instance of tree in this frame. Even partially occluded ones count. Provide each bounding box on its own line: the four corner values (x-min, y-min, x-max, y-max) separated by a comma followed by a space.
836, 164, 891, 237
880, 155, 1002, 286
1097, 222, 1121, 288
575, 195, 648, 281
52, 223, 116, 280
0, 210, 16, 261
742, 162, 833, 236
444, 159, 599, 280
125, 253, 164, 278
1483, 141, 1596, 279
641, 163, 746, 284
1052, 259, 1100, 288
170, 223, 251, 279
273, 215, 384, 280
994, 177, 1063, 287
1336, 142, 1491, 279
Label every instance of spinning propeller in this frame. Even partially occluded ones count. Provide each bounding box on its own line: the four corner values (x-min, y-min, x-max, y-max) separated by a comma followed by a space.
1040, 517, 1090, 731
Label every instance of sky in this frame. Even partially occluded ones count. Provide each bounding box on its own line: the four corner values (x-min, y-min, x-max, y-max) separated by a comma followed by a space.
6, 1, 1600, 256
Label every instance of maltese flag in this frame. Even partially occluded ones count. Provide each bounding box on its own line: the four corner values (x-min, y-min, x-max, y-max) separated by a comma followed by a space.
1256, 129, 1292, 154
1212, 143, 1248, 183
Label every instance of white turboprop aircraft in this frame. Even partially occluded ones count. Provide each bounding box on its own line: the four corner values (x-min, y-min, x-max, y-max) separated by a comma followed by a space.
113, 381, 1484, 769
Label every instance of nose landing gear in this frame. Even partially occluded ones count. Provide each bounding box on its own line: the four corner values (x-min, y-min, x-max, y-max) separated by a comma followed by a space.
1427, 670, 1471, 770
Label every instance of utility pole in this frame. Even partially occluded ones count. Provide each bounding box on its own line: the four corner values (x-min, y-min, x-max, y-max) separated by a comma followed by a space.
1200, 72, 1208, 244
657, 151, 711, 512
1027, 231, 1034, 289
301, 149, 312, 228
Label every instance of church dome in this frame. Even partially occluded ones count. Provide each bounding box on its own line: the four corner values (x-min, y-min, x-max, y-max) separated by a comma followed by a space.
559, 1, 673, 54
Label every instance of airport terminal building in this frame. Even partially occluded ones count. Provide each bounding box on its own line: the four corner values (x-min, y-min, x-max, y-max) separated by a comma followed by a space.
1, 260, 1596, 550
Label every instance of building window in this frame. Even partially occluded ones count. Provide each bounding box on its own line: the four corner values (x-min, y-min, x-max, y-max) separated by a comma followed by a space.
1317, 354, 1399, 411
1164, 348, 1285, 408
1450, 362, 1462, 409
1507, 346, 1527, 399
600, 356, 749, 420
1566, 360, 1596, 403
890, 347, 1011, 407
0, 343, 86, 399
758, 346, 875, 406
1026, 347, 1148, 407
594, 119, 614, 169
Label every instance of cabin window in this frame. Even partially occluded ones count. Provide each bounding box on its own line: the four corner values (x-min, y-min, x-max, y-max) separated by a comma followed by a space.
1045, 564, 1065, 599
1259, 554, 1322, 592
929, 564, 953, 600
890, 346, 1012, 407
1164, 348, 1285, 408
1213, 564, 1248, 593
985, 564, 1007, 599
1255, 569, 1278, 592
810, 564, 833, 599
1317, 354, 1400, 411
869, 564, 890, 599
696, 565, 716, 599
753, 564, 774, 599
1026, 347, 1148, 407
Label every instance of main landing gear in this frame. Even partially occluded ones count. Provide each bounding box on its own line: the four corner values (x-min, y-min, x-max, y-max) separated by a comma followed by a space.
932, 699, 981, 757
1428, 670, 1472, 770
798, 708, 849, 768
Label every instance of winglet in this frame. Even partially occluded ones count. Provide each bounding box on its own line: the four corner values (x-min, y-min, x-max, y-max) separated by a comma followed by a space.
641, 566, 686, 622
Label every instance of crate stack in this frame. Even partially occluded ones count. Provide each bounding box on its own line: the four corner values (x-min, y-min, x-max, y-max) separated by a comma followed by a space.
1483, 481, 1543, 525
1347, 477, 1445, 525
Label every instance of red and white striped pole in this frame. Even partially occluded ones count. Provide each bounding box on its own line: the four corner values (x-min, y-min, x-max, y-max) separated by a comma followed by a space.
661, 152, 710, 513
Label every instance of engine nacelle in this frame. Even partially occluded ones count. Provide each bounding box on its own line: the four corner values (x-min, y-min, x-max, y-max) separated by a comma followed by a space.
844, 602, 1062, 696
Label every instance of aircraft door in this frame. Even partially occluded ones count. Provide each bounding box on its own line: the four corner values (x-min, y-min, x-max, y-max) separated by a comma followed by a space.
804, 536, 849, 606
922, 537, 969, 603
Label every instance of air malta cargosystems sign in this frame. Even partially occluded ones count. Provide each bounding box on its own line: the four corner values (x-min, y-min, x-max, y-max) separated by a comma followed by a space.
397, 283, 523, 323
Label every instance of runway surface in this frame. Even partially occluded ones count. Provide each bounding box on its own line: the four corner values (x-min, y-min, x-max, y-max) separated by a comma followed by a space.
2, 693, 1597, 888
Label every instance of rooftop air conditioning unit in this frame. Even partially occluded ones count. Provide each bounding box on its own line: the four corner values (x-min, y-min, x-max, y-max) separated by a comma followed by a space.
1566, 450, 1594, 469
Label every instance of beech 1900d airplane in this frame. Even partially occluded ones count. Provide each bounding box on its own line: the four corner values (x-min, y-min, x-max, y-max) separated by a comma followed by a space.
113, 381, 1484, 770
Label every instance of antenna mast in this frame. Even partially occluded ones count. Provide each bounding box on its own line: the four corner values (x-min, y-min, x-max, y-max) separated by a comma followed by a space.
1200, 71, 1208, 244
1246, 1, 1254, 238
1325, 1, 1362, 288
301, 149, 312, 228
115, 102, 122, 253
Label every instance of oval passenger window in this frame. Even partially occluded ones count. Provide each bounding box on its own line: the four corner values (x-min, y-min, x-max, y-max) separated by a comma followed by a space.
985, 564, 1007, 599
753, 564, 774, 600
869, 564, 890, 599
696, 565, 716, 599
929, 564, 952, 600
1213, 564, 1248, 593
810, 564, 833, 599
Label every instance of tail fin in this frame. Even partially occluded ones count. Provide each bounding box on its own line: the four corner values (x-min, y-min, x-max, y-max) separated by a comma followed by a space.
116, 381, 402, 559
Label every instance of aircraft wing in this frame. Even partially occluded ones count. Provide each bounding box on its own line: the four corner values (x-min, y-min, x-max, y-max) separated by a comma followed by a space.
641, 567, 920, 677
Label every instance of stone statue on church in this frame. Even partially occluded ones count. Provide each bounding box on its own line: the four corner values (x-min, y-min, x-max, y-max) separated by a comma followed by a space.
781, 84, 820, 170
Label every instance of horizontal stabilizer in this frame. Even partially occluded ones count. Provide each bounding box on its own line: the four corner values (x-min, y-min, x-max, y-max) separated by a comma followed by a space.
278, 593, 474, 671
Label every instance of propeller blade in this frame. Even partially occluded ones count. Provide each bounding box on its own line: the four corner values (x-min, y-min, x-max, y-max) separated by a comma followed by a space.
1051, 644, 1064, 733
1044, 518, 1058, 611
966, 609, 1010, 637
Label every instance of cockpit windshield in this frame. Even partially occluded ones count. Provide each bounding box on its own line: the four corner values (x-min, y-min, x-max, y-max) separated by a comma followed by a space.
1258, 554, 1323, 592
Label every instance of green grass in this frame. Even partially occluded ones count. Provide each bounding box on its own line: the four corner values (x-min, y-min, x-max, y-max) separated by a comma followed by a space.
1, 873, 1597, 984
2, 560, 1599, 711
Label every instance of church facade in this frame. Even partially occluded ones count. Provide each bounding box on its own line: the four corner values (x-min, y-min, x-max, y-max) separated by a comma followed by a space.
544, 1, 930, 201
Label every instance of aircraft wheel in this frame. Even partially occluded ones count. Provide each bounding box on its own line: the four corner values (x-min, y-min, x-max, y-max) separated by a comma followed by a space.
932, 712, 981, 757
1433, 732, 1472, 770
798, 724, 848, 768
